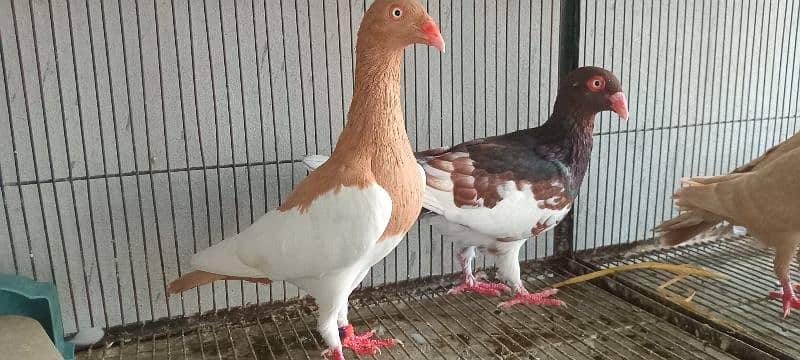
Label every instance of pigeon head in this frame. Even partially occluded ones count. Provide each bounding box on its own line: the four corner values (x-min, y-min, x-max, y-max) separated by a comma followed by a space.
556, 66, 628, 121
359, 0, 445, 52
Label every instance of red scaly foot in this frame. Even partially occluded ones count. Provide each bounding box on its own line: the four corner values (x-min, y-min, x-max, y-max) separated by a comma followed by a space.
498, 288, 565, 309
447, 274, 511, 296
339, 324, 401, 356
322, 347, 345, 360
768, 283, 800, 318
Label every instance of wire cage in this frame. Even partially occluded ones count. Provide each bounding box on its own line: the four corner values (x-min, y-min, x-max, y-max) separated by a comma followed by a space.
1, 0, 799, 358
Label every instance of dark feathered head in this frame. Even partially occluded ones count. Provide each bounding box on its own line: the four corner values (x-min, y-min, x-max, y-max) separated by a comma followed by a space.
556, 66, 628, 121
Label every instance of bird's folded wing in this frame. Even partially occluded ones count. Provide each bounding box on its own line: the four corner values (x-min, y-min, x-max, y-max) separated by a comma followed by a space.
733, 131, 800, 173
416, 141, 564, 213
191, 183, 393, 281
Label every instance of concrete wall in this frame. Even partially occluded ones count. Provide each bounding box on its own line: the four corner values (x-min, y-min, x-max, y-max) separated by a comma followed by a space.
0, 0, 795, 333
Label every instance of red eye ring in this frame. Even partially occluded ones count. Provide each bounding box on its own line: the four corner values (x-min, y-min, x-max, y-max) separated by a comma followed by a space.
586, 76, 606, 92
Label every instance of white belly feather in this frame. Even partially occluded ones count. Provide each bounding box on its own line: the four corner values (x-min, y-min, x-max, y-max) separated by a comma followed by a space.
425, 181, 570, 240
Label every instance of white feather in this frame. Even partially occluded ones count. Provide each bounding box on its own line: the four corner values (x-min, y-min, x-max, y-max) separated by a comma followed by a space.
191, 184, 393, 281
426, 181, 570, 240
302, 154, 329, 171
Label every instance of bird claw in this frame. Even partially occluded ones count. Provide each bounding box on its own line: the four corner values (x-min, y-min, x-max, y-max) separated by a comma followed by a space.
322, 347, 345, 360
448, 280, 510, 296
498, 288, 565, 309
340, 325, 399, 356
768, 290, 800, 318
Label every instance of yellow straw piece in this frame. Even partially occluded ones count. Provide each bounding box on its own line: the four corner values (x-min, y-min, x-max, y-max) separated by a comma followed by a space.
552, 261, 744, 332
551, 261, 726, 288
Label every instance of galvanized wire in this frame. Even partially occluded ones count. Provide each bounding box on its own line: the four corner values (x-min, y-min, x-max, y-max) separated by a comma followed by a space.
0, 0, 558, 333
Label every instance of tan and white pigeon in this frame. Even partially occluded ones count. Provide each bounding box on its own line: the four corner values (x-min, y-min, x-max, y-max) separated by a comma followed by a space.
656, 136, 800, 317
657, 131, 800, 247
167, 1, 444, 358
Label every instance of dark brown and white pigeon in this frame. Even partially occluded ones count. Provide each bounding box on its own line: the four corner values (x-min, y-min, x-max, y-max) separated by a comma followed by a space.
305, 67, 628, 308
656, 131, 800, 318
167, 1, 444, 359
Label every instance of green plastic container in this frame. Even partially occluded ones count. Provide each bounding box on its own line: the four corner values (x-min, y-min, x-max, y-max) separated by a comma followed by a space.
0, 274, 75, 360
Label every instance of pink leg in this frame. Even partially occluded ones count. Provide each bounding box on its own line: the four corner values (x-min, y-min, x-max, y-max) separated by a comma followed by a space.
322, 347, 345, 360
498, 287, 565, 309
339, 324, 400, 356
448, 273, 511, 296
768, 277, 800, 318
447, 247, 510, 296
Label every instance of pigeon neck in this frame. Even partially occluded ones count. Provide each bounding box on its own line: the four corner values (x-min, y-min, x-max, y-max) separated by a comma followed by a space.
539, 106, 596, 188
334, 45, 406, 154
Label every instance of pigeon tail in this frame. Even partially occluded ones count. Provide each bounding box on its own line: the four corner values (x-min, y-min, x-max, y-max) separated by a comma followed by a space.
167, 270, 272, 294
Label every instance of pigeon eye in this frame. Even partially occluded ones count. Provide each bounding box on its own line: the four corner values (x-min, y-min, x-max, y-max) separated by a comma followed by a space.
391, 7, 403, 18
586, 76, 606, 92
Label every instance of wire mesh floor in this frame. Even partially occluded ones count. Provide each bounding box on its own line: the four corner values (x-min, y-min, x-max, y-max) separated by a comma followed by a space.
587, 235, 800, 359
78, 263, 738, 360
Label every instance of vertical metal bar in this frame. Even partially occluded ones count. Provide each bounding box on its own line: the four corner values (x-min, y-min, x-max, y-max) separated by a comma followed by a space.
73, 0, 127, 327
233, 0, 259, 303
253, 0, 270, 304
170, 0, 202, 313
261, 0, 281, 303
0, 13, 21, 277
95, 0, 144, 324
12, 0, 79, 325
133, 0, 171, 318
199, 0, 231, 308
684, 0, 719, 175
652, 0, 672, 229
152, 0, 186, 316
46, 0, 108, 326
784, 2, 800, 138
607, 0, 624, 247
630, 0, 652, 242
334, 0, 346, 132
319, 0, 334, 151
553, 0, 579, 258
767, 0, 788, 148
186, 0, 220, 310
792, 0, 800, 133
753, 0, 772, 159
709, 0, 727, 175
731, 0, 750, 170
617, 0, 633, 246
213, 0, 245, 305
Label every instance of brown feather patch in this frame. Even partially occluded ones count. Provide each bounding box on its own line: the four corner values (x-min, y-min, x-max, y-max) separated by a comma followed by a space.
531, 222, 549, 236
531, 181, 571, 210
168, 270, 272, 294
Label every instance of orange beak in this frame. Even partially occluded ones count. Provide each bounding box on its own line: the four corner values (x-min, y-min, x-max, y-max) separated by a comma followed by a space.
608, 92, 629, 121
421, 20, 445, 52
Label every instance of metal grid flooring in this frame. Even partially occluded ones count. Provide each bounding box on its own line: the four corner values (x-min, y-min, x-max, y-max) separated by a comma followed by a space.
77, 263, 738, 360
587, 235, 800, 360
